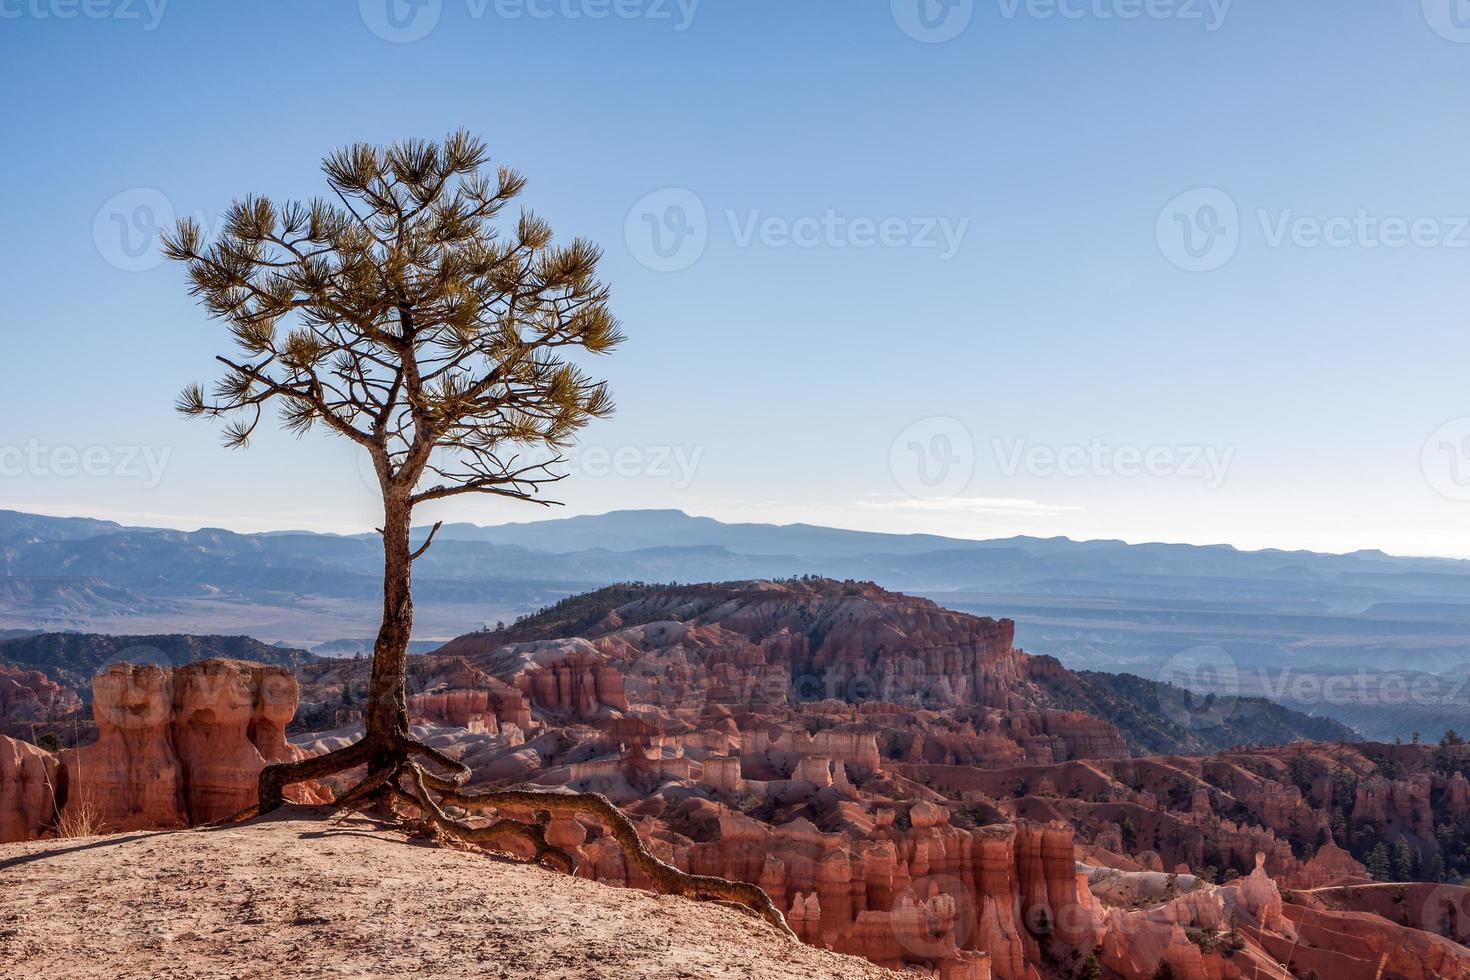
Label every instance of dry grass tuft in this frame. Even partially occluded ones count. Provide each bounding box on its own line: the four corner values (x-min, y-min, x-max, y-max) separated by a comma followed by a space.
31, 720, 110, 839
54, 801, 108, 839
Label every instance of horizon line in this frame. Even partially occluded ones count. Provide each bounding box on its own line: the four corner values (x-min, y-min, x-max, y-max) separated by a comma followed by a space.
3, 503, 1465, 566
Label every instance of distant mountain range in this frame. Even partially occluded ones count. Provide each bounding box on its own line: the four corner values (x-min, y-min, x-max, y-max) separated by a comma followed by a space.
429, 509, 991, 557
1, 507, 1466, 740
10, 506, 1470, 603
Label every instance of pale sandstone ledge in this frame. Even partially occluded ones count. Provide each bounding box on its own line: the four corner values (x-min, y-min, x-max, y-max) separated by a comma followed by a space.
0, 807, 900, 980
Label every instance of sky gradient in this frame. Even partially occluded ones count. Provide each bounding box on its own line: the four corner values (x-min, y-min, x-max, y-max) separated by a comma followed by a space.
3, 0, 1470, 557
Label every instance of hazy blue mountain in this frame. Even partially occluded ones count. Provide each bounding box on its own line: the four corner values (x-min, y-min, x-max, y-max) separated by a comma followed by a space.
427, 509, 991, 557
0, 510, 132, 545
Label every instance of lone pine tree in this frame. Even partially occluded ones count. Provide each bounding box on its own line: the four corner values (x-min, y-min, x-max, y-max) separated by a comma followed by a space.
166, 131, 789, 934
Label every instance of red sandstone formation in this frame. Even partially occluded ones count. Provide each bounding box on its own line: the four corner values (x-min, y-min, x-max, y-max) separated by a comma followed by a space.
0, 734, 60, 843
440, 581, 1130, 773
411, 688, 496, 729
574, 805, 1068, 978
171, 660, 321, 823
60, 662, 183, 831
462, 638, 630, 722
1258, 901, 1470, 980
1352, 772, 1436, 838
1291, 880, 1470, 948
504, 719, 1386, 977
1448, 770, 1470, 822
1293, 841, 1368, 888
405, 657, 533, 732
0, 663, 82, 728
596, 582, 1033, 711
60, 659, 324, 832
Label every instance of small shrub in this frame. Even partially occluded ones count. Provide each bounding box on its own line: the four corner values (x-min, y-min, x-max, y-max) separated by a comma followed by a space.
56, 802, 108, 839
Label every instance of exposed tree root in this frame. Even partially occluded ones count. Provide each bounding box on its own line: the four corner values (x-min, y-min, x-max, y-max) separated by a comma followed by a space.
325, 767, 399, 823
437, 782, 794, 937
255, 734, 795, 939
259, 737, 375, 814
392, 763, 577, 875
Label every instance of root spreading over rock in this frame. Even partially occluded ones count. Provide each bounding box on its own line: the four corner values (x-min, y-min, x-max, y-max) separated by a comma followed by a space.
256, 734, 795, 939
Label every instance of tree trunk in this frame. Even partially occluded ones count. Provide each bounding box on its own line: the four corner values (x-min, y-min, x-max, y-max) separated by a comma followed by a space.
366, 492, 414, 774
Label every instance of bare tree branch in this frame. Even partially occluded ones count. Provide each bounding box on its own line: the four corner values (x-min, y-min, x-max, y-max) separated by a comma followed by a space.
408, 521, 444, 561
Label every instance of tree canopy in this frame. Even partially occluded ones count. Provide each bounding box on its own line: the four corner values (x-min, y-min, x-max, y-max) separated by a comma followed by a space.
166, 130, 621, 509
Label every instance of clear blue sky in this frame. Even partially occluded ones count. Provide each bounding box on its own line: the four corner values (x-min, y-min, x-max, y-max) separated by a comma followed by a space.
4, 0, 1470, 556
